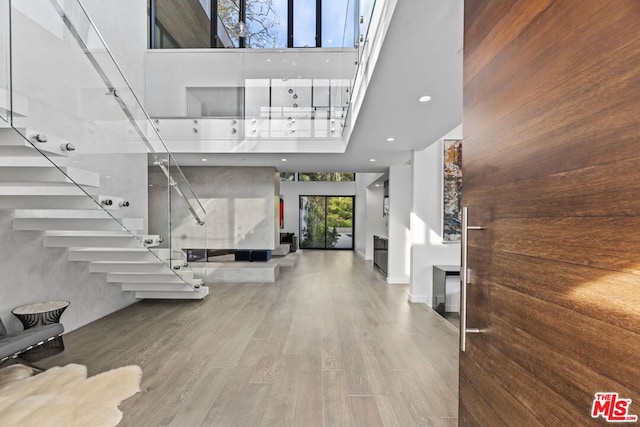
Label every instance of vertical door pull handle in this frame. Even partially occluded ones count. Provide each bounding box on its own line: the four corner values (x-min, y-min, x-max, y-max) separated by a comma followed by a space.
460, 207, 484, 352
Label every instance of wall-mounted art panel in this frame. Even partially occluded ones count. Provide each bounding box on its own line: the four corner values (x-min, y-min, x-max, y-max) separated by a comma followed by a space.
443, 139, 462, 242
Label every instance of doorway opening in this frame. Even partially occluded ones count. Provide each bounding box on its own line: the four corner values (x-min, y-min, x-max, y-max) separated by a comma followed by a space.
299, 196, 354, 249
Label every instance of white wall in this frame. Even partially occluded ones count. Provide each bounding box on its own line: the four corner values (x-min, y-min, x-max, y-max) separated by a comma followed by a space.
355, 173, 382, 258
149, 167, 278, 250
0, 0, 148, 333
409, 125, 462, 305
81, 0, 147, 96
387, 164, 412, 284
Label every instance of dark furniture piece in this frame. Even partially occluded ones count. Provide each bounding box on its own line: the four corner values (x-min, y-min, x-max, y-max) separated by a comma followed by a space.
234, 250, 252, 261
185, 248, 235, 262
432, 265, 460, 317
280, 233, 298, 252
373, 235, 388, 276
11, 301, 69, 362
234, 249, 272, 262
0, 316, 64, 366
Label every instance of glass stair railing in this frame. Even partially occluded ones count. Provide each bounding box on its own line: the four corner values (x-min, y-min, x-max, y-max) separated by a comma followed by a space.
2, 0, 207, 299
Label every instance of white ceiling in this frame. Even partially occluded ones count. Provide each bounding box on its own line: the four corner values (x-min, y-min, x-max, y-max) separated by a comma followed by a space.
168, 0, 463, 173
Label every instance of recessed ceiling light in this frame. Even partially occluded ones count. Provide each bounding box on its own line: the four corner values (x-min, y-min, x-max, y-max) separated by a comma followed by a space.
375, 184, 380, 187
267, 58, 271, 62
369, 158, 376, 162
418, 95, 432, 103
386, 137, 395, 142
281, 158, 287, 162
200, 158, 208, 162
326, 59, 330, 63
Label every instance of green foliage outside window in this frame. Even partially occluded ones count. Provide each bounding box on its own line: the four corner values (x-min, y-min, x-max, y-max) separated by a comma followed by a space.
300, 196, 353, 249
298, 173, 355, 182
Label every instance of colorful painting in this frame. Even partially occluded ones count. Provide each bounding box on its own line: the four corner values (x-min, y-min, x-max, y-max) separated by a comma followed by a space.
443, 139, 462, 242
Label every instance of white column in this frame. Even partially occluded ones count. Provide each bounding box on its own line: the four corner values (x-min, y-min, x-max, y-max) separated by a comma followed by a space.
409, 125, 462, 305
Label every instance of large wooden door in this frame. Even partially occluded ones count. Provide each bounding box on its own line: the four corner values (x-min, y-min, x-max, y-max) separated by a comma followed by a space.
460, 1, 640, 425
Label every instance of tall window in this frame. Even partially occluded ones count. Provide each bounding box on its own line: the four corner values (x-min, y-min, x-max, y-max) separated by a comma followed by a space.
149, 0, 357, 49
299, 196, 354, 249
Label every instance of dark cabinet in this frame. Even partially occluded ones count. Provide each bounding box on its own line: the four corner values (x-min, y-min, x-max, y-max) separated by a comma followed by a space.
373, 235, 388, 276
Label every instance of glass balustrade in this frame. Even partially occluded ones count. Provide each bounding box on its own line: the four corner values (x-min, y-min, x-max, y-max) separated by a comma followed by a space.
7, 0, 205, 284
0, 0, 9, 124
147, 49, 355, 145
146, 0, 380, 145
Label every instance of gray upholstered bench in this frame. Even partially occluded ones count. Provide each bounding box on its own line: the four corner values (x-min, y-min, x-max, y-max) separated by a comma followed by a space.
0, 317, 64, 365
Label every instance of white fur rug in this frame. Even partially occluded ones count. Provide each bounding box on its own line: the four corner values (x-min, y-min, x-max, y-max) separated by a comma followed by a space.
0, 363, 141, 427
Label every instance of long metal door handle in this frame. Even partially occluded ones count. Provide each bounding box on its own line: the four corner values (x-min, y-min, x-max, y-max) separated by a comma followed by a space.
460, 207, 484, 352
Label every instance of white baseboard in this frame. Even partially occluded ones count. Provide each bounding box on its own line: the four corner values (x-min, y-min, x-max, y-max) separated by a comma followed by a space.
445, 304, 459, 313
355, 249, 366, 259
386, 276, 410, 284
408, 293, 429, 304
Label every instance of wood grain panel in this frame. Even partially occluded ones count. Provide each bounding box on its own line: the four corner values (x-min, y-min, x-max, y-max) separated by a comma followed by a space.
462, 0, 516, 61
487, 284, 639, 393
464, 153, 640, 219
468, 248, 640, 334
464, 0, 639, 136
156, 0, 211, 48
464, 39, 640, 187
470, 217, 640, 275
461, 0, 640, 425
479, 314, 638, 421
465, 339, 578, 425
463, 0, 553, 86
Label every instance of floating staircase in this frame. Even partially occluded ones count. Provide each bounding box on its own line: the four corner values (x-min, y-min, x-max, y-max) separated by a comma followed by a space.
0, 128, 207, 300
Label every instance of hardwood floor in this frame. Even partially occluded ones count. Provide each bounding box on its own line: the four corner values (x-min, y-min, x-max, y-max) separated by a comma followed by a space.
43, 251, 459, 426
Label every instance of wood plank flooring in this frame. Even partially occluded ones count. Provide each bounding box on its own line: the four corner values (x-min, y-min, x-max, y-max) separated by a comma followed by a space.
42, 251, 459, 426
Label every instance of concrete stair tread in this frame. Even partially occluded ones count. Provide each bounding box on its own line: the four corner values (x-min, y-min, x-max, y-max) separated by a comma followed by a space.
14, 209, 122, 219
0, 128, 71, 157
0, 157, 68, 167
0, 195, 101, 210
45, 230, 135, 236
134, 286, 209, 300
89, 261, 171, 273
0, 183, 91, 194
69, 247, 151, 252
107, 272, 185, 284
91, 260, 166, 264
121, 283, 196, 292
13, 217, 144, 231
0, 166, 100, 187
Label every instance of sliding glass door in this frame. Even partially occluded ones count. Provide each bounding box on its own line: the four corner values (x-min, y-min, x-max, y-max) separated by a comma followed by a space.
299, 196, 354, 249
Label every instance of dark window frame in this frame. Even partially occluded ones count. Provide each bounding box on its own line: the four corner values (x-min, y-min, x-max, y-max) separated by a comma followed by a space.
149, 0, 350, 49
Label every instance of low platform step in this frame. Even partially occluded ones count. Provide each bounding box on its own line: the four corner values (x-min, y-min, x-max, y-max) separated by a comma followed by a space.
198, 262, 279, 283
68, 247, 158, 262
272, 244, 290, 257
134, 285, 209, 300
